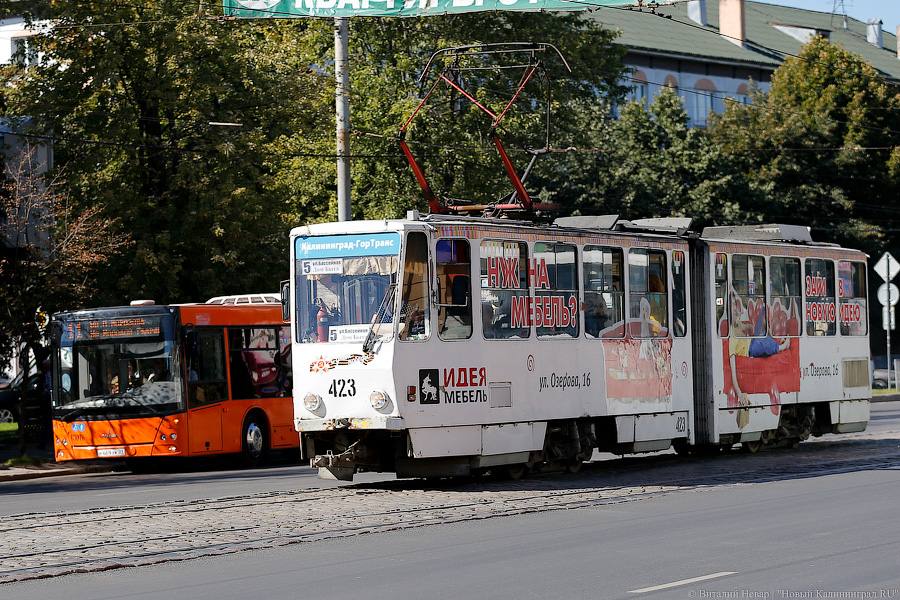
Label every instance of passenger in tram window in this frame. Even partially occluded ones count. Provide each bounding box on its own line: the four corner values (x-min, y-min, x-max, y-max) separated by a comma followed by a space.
584, 292, 610, 337
648, 273, 667, 330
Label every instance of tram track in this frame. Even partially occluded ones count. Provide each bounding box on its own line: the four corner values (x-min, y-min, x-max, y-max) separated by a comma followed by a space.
1, 433, 898, 584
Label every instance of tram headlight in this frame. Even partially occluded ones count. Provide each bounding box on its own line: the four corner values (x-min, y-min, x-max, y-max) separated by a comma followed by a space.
369, 390, 391, 411
304, 392, 323, 412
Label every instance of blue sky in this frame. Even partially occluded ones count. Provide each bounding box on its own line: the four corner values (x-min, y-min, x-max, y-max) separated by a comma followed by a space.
751, 0, 900, 36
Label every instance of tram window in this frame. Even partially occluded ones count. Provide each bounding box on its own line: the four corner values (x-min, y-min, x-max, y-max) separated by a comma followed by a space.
535, 242, 578, 339
228, 328, 290, 399
805, 258, 836, 336
769, 257, 801, 337
629, 249, 667, 338
730, 254, 767, 338
583, 246, 624, 339
839, 260, 867, 336
671, 250, 687, 337
715, 253, 728, 336
186, 329, 227, 407
437, 239, 472, 340
399, 231, 430, 341
481, 240, 529, 339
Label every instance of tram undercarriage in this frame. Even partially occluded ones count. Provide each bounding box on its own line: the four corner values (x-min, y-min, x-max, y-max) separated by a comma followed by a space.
302, 398, 868, 481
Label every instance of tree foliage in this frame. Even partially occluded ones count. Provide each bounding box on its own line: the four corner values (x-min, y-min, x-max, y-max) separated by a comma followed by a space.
3, 3, 334, 305
558, 87, 761, 226
270, 13, 628, 220
0, 145, 130, 366
709, 35, 900, 255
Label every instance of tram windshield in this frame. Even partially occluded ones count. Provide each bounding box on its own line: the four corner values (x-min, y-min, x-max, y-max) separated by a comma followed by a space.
294, 232, 402, 344
54, 312, 182, 421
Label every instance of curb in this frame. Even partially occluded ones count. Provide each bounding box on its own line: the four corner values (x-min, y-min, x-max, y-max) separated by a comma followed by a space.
0, 462, 116, 482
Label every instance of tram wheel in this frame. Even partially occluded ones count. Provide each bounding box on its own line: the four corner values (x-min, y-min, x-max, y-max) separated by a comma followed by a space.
242, 413, 269, 466
504, 464, 529, 480
742, 440, 762, 453
566, 460, 583, 474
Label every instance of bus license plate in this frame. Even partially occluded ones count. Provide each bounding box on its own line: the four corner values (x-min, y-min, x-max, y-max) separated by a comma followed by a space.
97, 447, 126, 458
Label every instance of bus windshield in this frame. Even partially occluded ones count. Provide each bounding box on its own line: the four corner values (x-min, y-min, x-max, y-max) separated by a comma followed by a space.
54, 313, 182, 421
294, 232, 401, 344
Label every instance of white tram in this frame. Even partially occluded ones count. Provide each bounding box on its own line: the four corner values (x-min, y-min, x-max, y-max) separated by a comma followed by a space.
289, 214, 870, 480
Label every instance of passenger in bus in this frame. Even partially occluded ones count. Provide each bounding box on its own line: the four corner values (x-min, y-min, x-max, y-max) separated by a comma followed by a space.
147, 359, 170, 382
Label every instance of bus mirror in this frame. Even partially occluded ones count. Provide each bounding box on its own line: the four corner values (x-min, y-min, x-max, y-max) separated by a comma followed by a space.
280, 280, 290, 322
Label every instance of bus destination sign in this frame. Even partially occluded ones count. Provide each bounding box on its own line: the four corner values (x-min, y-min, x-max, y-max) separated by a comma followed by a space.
64, 316, 163, 342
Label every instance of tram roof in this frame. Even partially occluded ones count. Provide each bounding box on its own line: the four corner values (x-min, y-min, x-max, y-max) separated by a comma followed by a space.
292, 214, 853, 250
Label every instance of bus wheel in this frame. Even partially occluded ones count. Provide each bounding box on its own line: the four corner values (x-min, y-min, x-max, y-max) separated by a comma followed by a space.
242, 414, 268, 466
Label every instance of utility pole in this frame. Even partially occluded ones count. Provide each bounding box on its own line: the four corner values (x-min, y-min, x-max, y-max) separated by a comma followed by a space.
335, 17, 351, 222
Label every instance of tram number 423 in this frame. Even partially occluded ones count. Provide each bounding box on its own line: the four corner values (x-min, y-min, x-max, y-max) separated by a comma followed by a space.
329, 378, 357, 398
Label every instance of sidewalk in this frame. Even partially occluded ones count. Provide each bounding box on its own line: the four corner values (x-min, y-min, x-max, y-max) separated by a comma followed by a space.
0, 444, 116, 482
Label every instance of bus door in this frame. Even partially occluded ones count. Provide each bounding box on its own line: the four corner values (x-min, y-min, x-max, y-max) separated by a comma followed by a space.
185, 329, 228, 453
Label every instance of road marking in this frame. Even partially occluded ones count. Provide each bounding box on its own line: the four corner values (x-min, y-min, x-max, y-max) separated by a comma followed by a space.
628, 571, 738, 594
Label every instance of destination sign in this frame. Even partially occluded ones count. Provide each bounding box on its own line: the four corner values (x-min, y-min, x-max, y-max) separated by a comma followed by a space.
64, 316, 164, 342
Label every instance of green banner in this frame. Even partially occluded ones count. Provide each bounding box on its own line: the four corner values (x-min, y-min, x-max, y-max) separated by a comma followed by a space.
223, 0, 641, 19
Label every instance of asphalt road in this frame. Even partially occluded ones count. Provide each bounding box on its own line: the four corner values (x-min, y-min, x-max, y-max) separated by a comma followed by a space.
2, 401, 899, 598
6, 455, 899, 600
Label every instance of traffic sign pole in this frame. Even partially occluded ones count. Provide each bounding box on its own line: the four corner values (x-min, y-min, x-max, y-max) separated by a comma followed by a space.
876, 253, 897, 390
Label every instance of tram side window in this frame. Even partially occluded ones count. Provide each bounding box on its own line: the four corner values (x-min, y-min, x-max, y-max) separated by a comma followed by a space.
805, 258, 836, 336
186, 330, 227, 407
399, 231, 430, 341
228, 328, 291, 399
629, 249, 667, 338
715, 253, 728, 337
535, 242, 578, 339
481, 240, 529, 339
769, 257, 801, 337
671, 250, 687, 337
730, 254, 767, 337
437, 239, 472, 340
839, 260, 867, 336
583, 246, 624, 339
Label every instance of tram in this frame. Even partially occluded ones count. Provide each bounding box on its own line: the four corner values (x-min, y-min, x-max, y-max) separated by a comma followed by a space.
289, 214, 870, 480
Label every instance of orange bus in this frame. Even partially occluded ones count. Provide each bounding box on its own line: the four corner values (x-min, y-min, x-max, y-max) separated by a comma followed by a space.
49, 300, 297, 467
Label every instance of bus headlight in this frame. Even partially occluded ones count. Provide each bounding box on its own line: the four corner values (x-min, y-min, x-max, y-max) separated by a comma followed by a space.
304, 392, 323, 412
369, 390, 390, 411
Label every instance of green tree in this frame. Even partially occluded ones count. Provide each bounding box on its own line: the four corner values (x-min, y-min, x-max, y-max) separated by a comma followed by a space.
0, 144, 130, 369
561, 87, 761, 225
271, 13, 629, 221
3, 3, 333, 305
709, 35, 900, 254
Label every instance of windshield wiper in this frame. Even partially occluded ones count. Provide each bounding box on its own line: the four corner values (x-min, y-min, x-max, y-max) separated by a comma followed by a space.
363, 281, 396, 354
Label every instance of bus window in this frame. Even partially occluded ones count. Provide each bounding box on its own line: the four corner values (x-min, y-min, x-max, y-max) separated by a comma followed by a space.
839, 260, 867, 336
731, 254, 767, 337
481, 240, 529, 339
805, 258, 836, 336
399, 231, 430, 341
583, 245, 624, 339
671, 250, 686, 337
536, 242, 578, 339
770, 257, 801, 337
629, 249, 667, 338
437, 239, 472, 340
229, 328, 290, 399
187, 330, 227, 407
